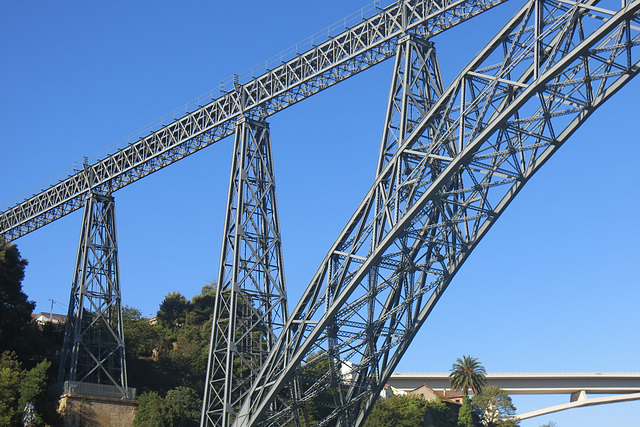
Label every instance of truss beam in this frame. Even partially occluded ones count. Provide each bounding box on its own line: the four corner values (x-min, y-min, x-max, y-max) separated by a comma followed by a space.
0, 0, 507, 242
235, 1, 640, 425
201, 118, 288, 426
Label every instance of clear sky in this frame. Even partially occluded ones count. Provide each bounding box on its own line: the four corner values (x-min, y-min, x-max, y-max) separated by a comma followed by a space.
1, 1, 639, 426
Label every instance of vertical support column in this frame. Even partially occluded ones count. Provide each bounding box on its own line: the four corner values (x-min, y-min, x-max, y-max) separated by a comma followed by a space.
375, 35, 444, 175
58, 192, 130, 399
368, 33, 445, 357
202, 117, 288, 426
349, 35, 445, 426
370, 34, 445, 264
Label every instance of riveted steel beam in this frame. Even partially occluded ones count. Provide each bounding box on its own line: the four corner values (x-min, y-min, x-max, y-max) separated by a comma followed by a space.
235, 1, 640, 425
201, 118, 289, 427
57, 193, 131, 399
0, 0, 506, 242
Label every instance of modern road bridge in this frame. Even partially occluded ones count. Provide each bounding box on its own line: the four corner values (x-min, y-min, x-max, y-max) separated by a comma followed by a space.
389, 372, 640, 395
389, 372, 640, 419
2, 0, 640, 426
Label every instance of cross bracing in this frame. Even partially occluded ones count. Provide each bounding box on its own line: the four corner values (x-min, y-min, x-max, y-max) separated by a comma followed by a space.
202, 118, 289, 426
234, 0, 640, 425
0, 0, 506, 242
57, 192, 130, 398
1, 0, 637, 427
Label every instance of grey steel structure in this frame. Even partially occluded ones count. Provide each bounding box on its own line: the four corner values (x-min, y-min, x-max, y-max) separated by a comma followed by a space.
202, 118, 288, 426
0, 0, 505, 241
0, 0, 638, 425
234, 0, 640, 425
0, 0, 507, 413
57, 191, 131, 398
377, 35, 444, 172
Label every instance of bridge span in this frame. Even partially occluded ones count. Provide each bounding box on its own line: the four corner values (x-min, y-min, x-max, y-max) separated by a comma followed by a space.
388, 372, 640, 419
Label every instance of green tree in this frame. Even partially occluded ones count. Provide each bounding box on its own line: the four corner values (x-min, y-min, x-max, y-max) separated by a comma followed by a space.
134, 387, 202, 426
298, 352, 334, 424
364, 395, 429, 427
189, 284, 216, 325
134, 391, 169, 426
165, 386, 202, 426
458, 395, 475, 427
449, 355, 487, 396
126, 286, 215, 395
424, 396, 457, 427
0, 351, 51, 426
158, 291, 191, 331
0, 353, 21, 425
472, 386, 518, 427
0, 237, 35, 355
18, 357, 51, 417
123, 306, 162, 358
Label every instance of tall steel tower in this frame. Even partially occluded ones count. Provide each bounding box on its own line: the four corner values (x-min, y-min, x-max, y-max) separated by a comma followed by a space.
234, 1, 640, 425
248, 34, 445, 427
58, 189, 131, 399
1, 1, 636, 426
202, 117, 288, 426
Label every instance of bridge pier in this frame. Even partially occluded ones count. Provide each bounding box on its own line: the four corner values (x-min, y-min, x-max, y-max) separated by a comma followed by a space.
202, 116, 289, 426
57, 392, 137, 427
57, 191, 134, 402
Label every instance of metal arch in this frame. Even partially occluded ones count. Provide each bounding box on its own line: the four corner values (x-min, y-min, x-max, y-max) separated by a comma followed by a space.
237, 30, 448, 427
0, 0, 507, 242
201, 118, 289, 426
235, 0, 640, 425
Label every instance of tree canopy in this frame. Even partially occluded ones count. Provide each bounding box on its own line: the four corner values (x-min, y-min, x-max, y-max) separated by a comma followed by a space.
0, 351, 51, 426
472, 386, 518, 427
449, 355, 487, 396
364, 395, 429, 427
0, 237, 35, 355
458, 395, 475, 427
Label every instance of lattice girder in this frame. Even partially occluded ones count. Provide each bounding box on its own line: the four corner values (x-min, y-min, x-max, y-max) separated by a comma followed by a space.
0, 0, 507, 242
235, 1, 640, 425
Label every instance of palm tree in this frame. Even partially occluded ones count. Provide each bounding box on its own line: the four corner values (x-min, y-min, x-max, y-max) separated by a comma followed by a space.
449, 355, 487, 396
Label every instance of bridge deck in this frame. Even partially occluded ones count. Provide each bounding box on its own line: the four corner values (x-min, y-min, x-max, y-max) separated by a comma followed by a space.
388, 372, 640, 395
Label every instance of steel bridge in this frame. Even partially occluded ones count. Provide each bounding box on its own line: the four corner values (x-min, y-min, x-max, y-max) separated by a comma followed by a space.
2, 0, 639, 425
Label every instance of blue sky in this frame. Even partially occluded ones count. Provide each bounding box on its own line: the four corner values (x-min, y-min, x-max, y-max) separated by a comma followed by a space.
1, 1, 639, 425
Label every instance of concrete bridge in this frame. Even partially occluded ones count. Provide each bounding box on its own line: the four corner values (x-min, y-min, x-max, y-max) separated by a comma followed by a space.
388, 372, 640, 419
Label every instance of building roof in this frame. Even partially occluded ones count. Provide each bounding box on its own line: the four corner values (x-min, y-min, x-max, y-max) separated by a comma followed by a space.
33, 312, 67, 324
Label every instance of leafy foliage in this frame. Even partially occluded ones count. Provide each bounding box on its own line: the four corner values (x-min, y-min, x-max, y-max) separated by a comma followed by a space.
158, 291, 191, 331
449, 355, 487, 396
0, 351, 51, 426
124, 291, 212, 395
364, 395, 429, 427
424, 397, 457, 427
125, 286, 214, 424
0, 237, 35, 356
472, 386, 518, 427
364, 394, 465, 427
297, 351, 340, 424
123, 306, 162, 358
165, 386, 202, 426
458, 395, 475, 427
134, 386, 202, 426
134, 391, 169, 426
